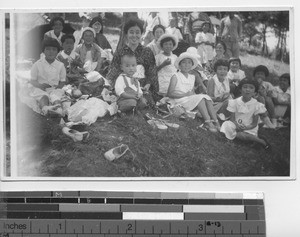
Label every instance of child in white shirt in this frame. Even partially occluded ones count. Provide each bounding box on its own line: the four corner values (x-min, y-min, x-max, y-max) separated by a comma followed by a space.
227, 57, 246, 97
115, 53, 147, 113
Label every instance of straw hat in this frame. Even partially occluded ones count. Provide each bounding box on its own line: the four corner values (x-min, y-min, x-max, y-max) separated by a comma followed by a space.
174, 52, 198, 70
157, 33, 178, 51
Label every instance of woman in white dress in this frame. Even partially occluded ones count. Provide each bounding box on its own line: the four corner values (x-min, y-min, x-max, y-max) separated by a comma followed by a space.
166, 52, 220, 132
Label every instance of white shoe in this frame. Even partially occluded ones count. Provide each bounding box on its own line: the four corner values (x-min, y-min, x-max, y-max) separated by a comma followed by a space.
104, 144, 129, 161
147, 119, 168, 130
217, 113, 226, 121
62, 127, 89, 142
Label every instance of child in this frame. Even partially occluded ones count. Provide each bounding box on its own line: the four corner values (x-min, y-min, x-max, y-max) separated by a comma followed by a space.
207, 59, 231, 119
166, 18, 183, 42
115, 53, 147, 113
155, 34, 178, 96
166, 52, 220, 132
44, 17, 65, 46
75, 27, 106, 73
147, 24, 165, 56
195, 21, 215, 65
56, 34, 85, 86
30, 38, 67, 116
273, 73, 291, 124
253, 65, 277, 126
220, 78, 271, 150
227, 57, 246, 98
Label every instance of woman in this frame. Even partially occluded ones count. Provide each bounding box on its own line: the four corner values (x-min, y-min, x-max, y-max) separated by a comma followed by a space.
89, 16, 112, 51
106, 19, 159, 101
147, 24, 165, 56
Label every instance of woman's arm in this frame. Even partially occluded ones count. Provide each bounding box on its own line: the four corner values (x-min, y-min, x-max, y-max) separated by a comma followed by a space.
106, 49, 123, 86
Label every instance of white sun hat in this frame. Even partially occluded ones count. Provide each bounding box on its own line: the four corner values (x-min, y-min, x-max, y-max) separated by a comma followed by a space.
157, 33, 178, 51
186, 47, 203, 70
81, 27, 96, 38
174, 52, 198, 70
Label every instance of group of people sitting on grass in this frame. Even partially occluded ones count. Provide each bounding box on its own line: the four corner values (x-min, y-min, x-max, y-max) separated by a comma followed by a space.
24, 15, 291, 150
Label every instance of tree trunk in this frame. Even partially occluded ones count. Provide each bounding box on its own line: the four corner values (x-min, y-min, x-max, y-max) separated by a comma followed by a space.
261, 25, 268, 56
116, 12, 139, 51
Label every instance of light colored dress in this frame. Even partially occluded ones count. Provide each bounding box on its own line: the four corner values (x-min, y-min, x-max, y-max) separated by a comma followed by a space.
166, 27, 183, 41
155, 52, 178, 95
167, 71, 212, 111
220, 97, 266, 140
227, 69, 246, 86
195, 31, 215, 64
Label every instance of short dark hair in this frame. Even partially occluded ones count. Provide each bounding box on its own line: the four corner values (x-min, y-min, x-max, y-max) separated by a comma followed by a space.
253, 65, 269, 77
160, 37, 175, 48
152, 24, 165, 34
280, 73, 290, 85
229, 57, 242, 67
42, 38, 61, 52
124, 19, 144, 34
120, 51, 136, 63
50, 16, 64, 28
214, 59, 229, 72
61, 34, 75, 44
89, 16, 104, 34
215, 40, 227, 53
239, 78, 259, 93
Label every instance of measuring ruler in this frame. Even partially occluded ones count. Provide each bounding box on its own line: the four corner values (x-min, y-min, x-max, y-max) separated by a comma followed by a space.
0, 191, 266, 237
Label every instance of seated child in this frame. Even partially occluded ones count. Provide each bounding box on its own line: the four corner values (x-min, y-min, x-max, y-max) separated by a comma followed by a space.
155, 34, 178, 96
227, 57, 246, 98
195, 21, 215, 65
166, 52, 220, 132
253, 65, 277, 126
207, 58, 231, 119
57, 34, 86, 86
115, 53, 147, 113
75, 27, 105, 73
44, 16, 65, 46
220, 78, 271, 150
30, 38, 67, 116
272, 73, 291, 123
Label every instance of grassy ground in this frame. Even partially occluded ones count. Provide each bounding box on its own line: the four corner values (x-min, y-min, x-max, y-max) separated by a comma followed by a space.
6, 24, 291, 178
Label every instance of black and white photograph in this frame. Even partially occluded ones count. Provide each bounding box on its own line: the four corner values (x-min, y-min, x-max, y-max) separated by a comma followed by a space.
2, 8, 293, 178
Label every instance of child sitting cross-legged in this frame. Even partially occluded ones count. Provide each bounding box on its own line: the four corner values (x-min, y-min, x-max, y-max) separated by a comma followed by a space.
30, 38, 67, 116
115, 52, 148, 114
166, 52, 220, 132
220, 78, 271, 150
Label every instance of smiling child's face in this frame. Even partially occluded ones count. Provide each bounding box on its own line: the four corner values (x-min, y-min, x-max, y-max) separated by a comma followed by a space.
62, 38, 75, 55
179, 58, 193, 73
121, 55, 137, 77
162, 40, 174, 55
83, 31, 94, 44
